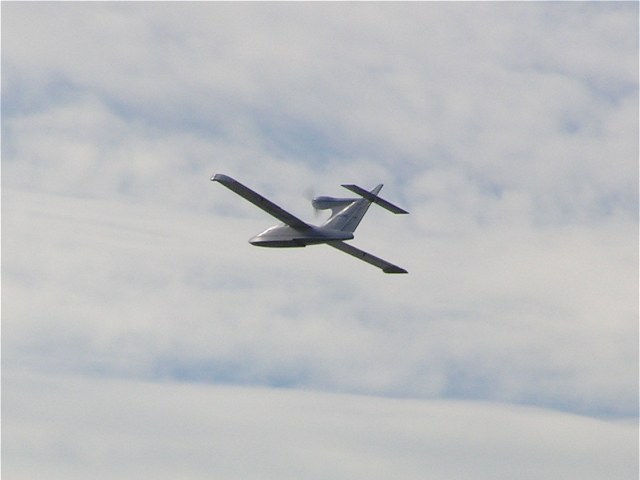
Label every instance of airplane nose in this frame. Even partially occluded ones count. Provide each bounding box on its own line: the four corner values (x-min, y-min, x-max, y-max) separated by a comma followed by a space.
249, 234, 267, 246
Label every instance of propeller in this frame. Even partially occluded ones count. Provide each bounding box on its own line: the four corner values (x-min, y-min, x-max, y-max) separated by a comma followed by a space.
304, 186, 322, 218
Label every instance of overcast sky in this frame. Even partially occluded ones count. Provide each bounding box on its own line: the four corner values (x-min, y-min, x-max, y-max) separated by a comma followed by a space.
2, 2, 638, 479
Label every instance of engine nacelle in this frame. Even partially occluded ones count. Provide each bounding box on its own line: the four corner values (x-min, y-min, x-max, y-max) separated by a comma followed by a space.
312, 196, 355, 210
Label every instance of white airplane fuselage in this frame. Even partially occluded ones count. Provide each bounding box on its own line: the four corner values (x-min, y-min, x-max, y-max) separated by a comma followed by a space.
249, 225, 353, 247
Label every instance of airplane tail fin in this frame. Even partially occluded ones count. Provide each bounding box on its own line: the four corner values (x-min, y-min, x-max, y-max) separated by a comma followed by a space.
341, 184, 409, 214
322, 184, 408, 233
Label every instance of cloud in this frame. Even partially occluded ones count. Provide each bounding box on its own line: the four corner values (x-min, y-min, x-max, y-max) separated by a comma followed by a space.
3, 184, 636, 416
3, 371, 637, 480
2, 0, 637, 431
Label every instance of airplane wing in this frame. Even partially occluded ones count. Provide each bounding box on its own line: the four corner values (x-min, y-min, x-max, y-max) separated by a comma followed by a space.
327, 241, 408, 274
211, 174, 311, 230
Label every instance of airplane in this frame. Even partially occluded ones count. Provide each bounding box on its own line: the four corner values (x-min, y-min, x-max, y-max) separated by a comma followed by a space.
211, 173, 409, 274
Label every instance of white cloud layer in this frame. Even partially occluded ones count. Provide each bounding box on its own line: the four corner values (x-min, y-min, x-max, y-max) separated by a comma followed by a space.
3, 371, 637, 480
2, 2, 638, 475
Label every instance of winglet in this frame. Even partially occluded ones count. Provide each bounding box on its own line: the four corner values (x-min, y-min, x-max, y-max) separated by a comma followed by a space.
341, 184, 409, 214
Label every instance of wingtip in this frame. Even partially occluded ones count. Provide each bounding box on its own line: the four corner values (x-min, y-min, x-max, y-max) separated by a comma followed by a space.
211, 173, 232, 183
383, 266, 408, 274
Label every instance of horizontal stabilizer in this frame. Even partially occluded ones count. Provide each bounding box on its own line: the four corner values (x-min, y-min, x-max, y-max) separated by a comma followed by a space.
341, 184, 409, 214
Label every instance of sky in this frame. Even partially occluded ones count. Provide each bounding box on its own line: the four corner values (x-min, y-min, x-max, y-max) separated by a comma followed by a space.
2, 2, 638, 479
